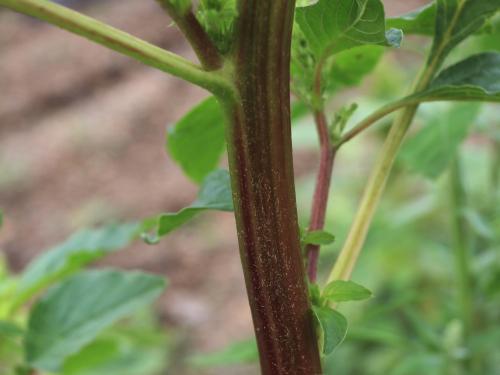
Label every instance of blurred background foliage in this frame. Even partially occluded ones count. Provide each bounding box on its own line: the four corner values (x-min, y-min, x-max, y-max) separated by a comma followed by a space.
0, 0, 499, 374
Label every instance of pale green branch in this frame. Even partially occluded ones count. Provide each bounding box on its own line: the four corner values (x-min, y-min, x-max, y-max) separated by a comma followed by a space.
0, 0, 231, 95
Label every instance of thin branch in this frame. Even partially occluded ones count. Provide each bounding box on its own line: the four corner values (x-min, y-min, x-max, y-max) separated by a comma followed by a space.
306, 110, 337, 282
326, 59, 440, 284
305, 55, 337, 282
0, 0, 231, 94
336, 93, 495, 148
156, 1, 223, 70
337, 98, 417, 147
449, 156, 473, 336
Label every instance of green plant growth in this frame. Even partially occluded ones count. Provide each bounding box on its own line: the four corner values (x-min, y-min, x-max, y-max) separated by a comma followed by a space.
0, 0, 499, 374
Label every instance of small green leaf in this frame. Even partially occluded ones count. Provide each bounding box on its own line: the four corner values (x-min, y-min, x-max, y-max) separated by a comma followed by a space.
295, 0, 394, 60
430, 0, 500, 63
302, 230, 336, 246
189, 338, 258, 368
309, 283, 322, 306
25, 269, 166, 372
400, 103, 481, 179
322, 280, 372, 303
312, 306, 348, 355
16, 223, 141, 307
167, 96, 226, 184
144, 170, 233, 241
197, 0, 237, 54
387, 3, 436, 36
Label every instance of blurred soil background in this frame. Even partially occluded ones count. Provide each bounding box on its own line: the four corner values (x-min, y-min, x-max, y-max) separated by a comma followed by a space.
0, 1, 428, 373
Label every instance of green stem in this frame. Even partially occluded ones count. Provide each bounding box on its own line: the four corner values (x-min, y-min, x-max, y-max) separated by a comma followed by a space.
337, 95, 496, 149
491, 138, 500, 208
0, 0, 231, 95
449, 156, 473, 337
327, 61, 438, 283
337, 98, 420, 147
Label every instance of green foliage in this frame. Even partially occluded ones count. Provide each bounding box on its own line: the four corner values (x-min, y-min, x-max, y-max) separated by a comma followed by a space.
312, 306, 348, 355
309, 283, 322, 306
0, 320, 24, 338
143, 169, 233, 243
62, 320, 170, 375
430, 0, 500, 65
387, 3, 436, 36
414, 52, 500, 102
196, 0, 237, 54
292, 0, 401, 107
1, 1, 500, 374
25, 270, 166, 372
325, 46, 384, 92
190, 339, 258, 368
322, 280, 372, 303
400, 103, 481, 179
302, 230, 336, 246
295, 0, 398, 59
167, 96, 226, 183
14, 223, 141, 309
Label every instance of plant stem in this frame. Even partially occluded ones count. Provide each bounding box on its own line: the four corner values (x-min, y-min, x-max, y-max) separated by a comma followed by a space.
156, 0, 222, 70
306, 57, 336, 283
449, 156, 473, 337
327, 61, 438, 283
338, 97, 420, 147
0, 0, 230, 94
306, 112, 336, 283
491, 138, 500, 208
221, 1, 322, 373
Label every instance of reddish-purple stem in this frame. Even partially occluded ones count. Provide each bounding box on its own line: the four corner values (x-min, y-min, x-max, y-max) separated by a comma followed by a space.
305, 55, 337, 282
306, 110, 336, 282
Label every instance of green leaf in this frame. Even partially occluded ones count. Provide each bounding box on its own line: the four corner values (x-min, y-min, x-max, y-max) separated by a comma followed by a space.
0, 320, 24, 339
295, 0, 395, 60
416, 53, 500, 102
16, 223, 141, 307
387, 3, 436, 36
144, 169, 233, 242
400, 103, 481, 179
322, 280, 372, 302
62, 324, 169, 375
167, 96, 226, 184
302, 230, 336, 246
430, 0, 500, 63
197, 0, 237, 54
189, 338, 258, 368
326, 45, 384, 92
312, 306, 348, 355
309, 283, 322, 306
25, 269, 166, 372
